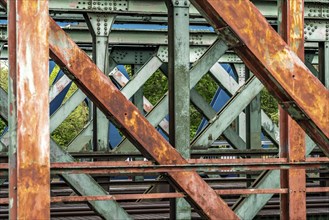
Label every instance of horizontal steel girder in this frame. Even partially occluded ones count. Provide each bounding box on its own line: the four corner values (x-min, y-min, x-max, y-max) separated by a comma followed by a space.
47, 16, 238, 220
191, 0, 329, 155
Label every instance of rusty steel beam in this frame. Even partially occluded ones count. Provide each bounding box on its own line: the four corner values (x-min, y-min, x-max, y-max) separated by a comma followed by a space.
1, 187, 329, 204
191, 0, 329, 154
278, 1, 306, 219
0, 1, 238, 218
7, 0, 50, 219
47, 16, 238, 220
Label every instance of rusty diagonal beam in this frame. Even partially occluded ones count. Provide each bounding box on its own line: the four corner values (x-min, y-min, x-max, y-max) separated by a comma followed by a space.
0, 0, 239, 218
48, 19, 238, 220
191, 0, 329, 155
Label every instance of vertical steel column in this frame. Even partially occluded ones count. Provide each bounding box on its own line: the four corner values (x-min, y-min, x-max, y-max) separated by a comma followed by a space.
132, 64, 144, 113
85, 13, 115, 151
132, 64, 144, 182
245, 68, 262, 185
8, 0, 50, 219
319, 41, 329, 196
235, 64, 247, 143
246, 69, 262, 150
167, 0, 191, 219
325, 42, 329, 88
319, 41, 329, 89
278, 1, 306, 219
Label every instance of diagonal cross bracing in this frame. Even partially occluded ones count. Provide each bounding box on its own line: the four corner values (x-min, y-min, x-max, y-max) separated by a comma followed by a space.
191, 0, 329, 154
48, 17, 238, 220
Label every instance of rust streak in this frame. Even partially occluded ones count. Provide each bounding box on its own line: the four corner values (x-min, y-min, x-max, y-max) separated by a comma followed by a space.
47, 16, 238, 220
191, 0, 329, 154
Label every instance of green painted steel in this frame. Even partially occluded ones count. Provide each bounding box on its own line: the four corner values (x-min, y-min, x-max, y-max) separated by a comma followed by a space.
121, 55, 163, 100
67, 121, 93, 152
209, 64, 279, 146
0, 83, 130, 219
50, 139, 132, 220
167, 0, 191, 218
190, 88, 246, 149
50, 89, 86, 133
85, 14, 115, 151
233, 137, 317, 219
114, 39, 228, 153
191, 76, 264, 148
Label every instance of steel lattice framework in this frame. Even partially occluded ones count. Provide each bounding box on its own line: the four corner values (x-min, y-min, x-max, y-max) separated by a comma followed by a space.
0, 0, 328, 219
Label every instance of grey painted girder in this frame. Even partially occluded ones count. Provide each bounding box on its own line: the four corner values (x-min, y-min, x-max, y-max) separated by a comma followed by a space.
45, 0, 326, 20
49, 74, 71, 102
67, 120, 93, 152
190, 89, 246, 149
0, 86, 7, 122
209, 64, 280, 146
166, 0, 191, 218
0, 24, 325, 46
0, 87, 130, 219
324, 42, 329, 87
114, 39, 229, 153
50, 89, 86, 133
190, 76, 264, 148
0, 47, 321, 66
231, 57, 327, 219
120, 55, 163, 100
232, 137, 317, 219
50, 138, 132, 220
85, 13, 116, 151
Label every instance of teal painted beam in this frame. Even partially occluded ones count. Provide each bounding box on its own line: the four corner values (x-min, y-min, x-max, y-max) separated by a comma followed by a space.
167, 0, 191, 218
50, 139, 132, 220
190, 88, 246, 149
209, 64, 279, 146
121, 55, 163, 100
114, 39, 228, 153
191, 76, 264, 148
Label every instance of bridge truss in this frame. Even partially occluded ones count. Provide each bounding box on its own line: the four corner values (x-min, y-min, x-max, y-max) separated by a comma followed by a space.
0, 0, 328, 219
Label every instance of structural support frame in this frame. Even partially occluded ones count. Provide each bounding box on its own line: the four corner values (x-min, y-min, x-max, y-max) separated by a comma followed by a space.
8, 0, 50, 218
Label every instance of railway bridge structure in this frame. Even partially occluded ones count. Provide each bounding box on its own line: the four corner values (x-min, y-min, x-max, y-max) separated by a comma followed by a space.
0, 0, 328, 219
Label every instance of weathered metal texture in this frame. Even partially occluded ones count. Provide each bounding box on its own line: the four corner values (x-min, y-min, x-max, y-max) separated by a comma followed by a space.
47, 17, 238, 219
278, 1, 306, 219
167, 0, 191, 219
0, 87, 8, 123
85, 13, 115, 151
191, 0, 329, 154
1, 187, 329, 205
49, 139, 132, 220
46, 157, 329, 174
8, 0, 50, 219
0, 116, 131, 219
114, 39, 229, 153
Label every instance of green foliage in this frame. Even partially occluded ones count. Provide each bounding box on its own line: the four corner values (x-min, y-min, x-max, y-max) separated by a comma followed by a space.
260, 88, 279, 124
51, 83, 89, 148
190, 74, 219, 138
143, 69, 168, 105
0, 66, 8, 91
0, 63, 279, 147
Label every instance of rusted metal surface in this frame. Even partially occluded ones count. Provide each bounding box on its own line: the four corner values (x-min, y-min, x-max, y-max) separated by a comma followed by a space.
2, 157, 329, 175
7, 0, 17, 218
110, 68, 169, 134
46, 158, 329, 174
47, 17, 238, 220
7, 0, 50, 219
278, 1, 306, 219
191, 0, 329, 154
